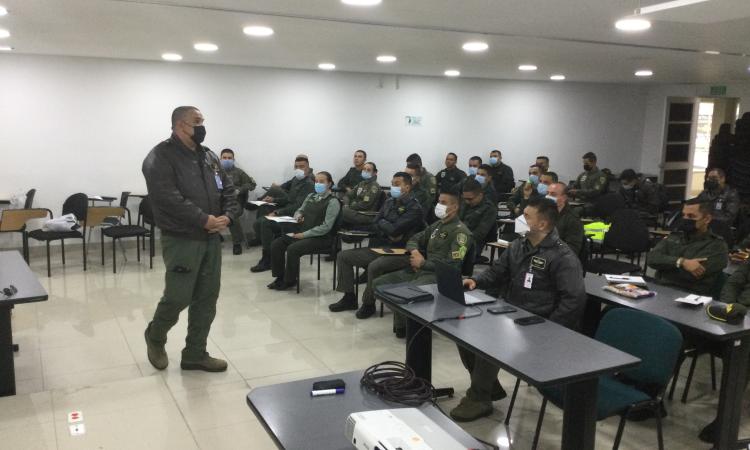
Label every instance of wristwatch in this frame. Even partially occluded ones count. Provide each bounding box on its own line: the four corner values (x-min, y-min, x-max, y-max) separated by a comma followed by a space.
676, 257, 683, 268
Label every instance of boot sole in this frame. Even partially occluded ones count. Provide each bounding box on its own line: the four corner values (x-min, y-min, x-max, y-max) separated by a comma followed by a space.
180, 362, 227, 372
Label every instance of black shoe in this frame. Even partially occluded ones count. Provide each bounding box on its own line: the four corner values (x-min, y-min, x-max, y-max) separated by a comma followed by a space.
395, 327, 406, 339
329, 294, 358, 312
628, 403, 667, 422
356, 272, 368, 284
267, 278, 282, 289
491, 381, 507, 401
698, 420, 716, 444
247, 239, 261, 247
275, 280, 297, 291
324, 255, 335, 262
233, 244, 243, 255
250, 259, 271, 273
356, 304, 376, 319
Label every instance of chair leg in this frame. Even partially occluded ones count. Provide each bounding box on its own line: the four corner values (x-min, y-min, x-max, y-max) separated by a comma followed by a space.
668, 353, 686, 401
531, 398, 547, 450
22, 232, 29, 263
332, 254, 337, 290
710, 355, 717, 391
149, 233, 154, 269
655, 402, 665, 450
613, 408, 630, 450
504, 378, 522, 425
136, 236, 141, 262
101, 229, 105, 265
61, 239, 66, 265
46, 241, 51, 277
681, 354, 699, 403
83, 238, 87, 271
296, 263, 300, 294
317, 254, 321, 280
309, 254, 313, 265
112, 238, 117, 273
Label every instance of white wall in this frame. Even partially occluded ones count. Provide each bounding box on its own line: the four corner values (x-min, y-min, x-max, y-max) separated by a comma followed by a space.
0, 54, 649, 247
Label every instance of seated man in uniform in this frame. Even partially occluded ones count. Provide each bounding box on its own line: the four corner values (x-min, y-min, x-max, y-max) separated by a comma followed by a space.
250, 156, 315, 272
220, 148, 257, 255
451, 197, 586, 422
569, 152, 608, 208
341, 162, 382, 227
405, 163, 435, 220
373, 190, 473, 337
546, 182, 584, 256
647, 198, 728, 296
328, 172, 424, 318
475, 164, 499, 205
536, 171, 558, 197
337, 149, 367, 193
460, 179, 497, 262
535, 155, 550, 174
697, 168, 740, 243
436, 152, 467, 195
618, 169, 662, 216
507, 164, 543, 217
406, 153, 437, 200
488, 149, 515, 194
466, 155, 482, 179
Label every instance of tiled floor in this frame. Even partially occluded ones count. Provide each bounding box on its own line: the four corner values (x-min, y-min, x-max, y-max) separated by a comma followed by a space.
2, 239, 747, 449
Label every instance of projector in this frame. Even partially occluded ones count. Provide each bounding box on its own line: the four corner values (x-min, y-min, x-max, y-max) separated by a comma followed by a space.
345, 408, 466, 450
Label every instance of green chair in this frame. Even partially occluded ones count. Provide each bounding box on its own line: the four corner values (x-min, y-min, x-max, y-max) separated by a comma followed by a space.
506, 308, 683, 450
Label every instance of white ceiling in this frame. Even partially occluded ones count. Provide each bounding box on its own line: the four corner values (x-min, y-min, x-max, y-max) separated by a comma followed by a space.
0, 0, 749, 83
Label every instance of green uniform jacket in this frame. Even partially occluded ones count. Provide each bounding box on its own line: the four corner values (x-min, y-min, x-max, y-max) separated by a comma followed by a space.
720, 263, 750, 306
346, 177, 381, 212
556, 204, 584, 256
459, 197, 497, 246
337, 167, 364, 192
371, 194, 424, 247
275, 176, 315, 216
436, 167, 467, 195
406, 216, 473, 273
412, 183, 435, 220
647, 230, 728, 296
507, 184, 541, 217
421, 168, 438, 199
697, 186, 740, 224
490, 162, 515, 194
618, 180, 660, 215
226, 167, 257, 195
295, 192, 341, 238
573, 167, 608, 202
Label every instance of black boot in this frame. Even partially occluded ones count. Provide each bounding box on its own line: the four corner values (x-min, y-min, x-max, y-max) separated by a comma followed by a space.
251, 253, 271, 272
267, 278, 283, 289
233, 243, 243, 255
698, 420, 716, 444
355, 304, 376, 319
329, 293, 358, 312
247, 238, 261, 248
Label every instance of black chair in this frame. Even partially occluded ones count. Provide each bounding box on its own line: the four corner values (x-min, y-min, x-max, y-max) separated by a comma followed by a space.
586, 209, 650, 275
0, 208, 52, 263
296, 199, 345, 293
137, 197, 156, 269
28, 193, 88, 277
23, 189, 36, 209
92, 205, 148, 273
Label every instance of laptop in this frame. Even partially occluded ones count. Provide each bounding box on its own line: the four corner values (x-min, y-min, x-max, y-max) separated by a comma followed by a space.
435, 260, 494, 306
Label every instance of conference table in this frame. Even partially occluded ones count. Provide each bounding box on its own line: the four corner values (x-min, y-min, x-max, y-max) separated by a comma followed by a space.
246, 370, 484, 449
585, 274, 750, 450
0, 251, 48, 397
375, 283, 641, 450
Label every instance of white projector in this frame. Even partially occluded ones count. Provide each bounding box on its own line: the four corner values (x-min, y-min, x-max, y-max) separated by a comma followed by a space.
345, 408, 467, 450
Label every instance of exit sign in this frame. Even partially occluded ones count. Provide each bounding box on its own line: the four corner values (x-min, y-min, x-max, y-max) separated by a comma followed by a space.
405, 116, 422, 127
710, 85, 727, 96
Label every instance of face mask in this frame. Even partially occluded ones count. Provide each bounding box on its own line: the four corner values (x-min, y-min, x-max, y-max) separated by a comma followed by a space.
621, 183, 634, 191
537, 183, 549, 195
545, 195, 557, 204
474, 175, 486, 186
294, 169, 305, 180
468, 167, 478, 176
361, 171, 372, 180
390, 186, 402, 199
220, 159, 234, 170
678, 218, 697, 234
514, 215, 530, 235
434, 203, 448, 219
704, 179, 719, 191
528, 175, 539, 185
314, 183, 327, 194
583, 164, 592, 171
191, 125, 206, 145
489, 157, 498, 165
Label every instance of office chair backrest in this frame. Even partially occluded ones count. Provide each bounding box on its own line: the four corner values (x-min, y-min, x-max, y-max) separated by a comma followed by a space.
596, 308, 682, 387
603, 208, 650, 254
119, 191, 131, 208
374, 189, 387, 212
62, 193, 88, 221
24, 189, 37, 209
139, 197, 154, 225
592, 192, 626, 220
328, 198, 345, 237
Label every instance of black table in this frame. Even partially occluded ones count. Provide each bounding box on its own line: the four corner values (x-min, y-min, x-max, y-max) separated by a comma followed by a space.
246, 370, 484, 450
0, 251, 48, 396
375, 283, 641, 450
585, 274, 750, 450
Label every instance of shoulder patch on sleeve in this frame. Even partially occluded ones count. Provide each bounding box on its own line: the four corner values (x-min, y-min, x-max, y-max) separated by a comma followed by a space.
457, 233, 468, 245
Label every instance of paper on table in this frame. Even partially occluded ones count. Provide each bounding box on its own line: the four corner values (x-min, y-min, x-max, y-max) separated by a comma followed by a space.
250, 200, 276, 206
266, 215, 297, 223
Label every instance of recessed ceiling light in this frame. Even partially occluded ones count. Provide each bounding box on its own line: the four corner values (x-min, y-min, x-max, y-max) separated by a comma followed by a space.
462, 41, 489, 52
639, 0, 709, 14
318, 63, 336, 71
243, 26, 274, 37
0, 29, 9, 39
518, 64, 538, 71
615, 17, 652, 32
550, 74, 566, 81
341, 0, 382, 6
0, 6, 7, 16
635, 69, 654, 77
194, 43, 218, 52
161, 53, 183, 62
376, 55, 397, 63
444, 69, 461, 77
0, 45, 12, 51
704, 50, 720, 55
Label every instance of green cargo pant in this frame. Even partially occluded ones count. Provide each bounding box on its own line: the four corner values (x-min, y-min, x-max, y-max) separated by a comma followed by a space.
457, 345, 502, 405
229, 218, 245, 245
147, 233, 221, 361
372, 267, 436, 330
270, 234, 333, 283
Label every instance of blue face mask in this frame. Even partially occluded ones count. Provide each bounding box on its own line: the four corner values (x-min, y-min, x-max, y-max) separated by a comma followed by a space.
474, 175, 486, 186
468, 167, 478, 176
537, 183, 549, 195
294, 169, 305, 180
361, 171, 372, 180
529, 174, 540, 185
220, 159, 234, 170
390, 186, 402, 199
314, 183, 327, 194
489, 157, 498, 165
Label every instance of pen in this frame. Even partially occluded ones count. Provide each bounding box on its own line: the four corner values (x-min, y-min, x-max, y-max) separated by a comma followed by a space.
310, 388, 345, 397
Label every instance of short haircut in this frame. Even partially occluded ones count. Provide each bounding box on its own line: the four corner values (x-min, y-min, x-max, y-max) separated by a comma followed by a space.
490, 149, 501, 156
619, 169, 638, 182
469, 156, 482, 164
365, 161, 377, 172
684, 197, 712, 216
529, 164, 541, 170
406, 153, 422, 166
543, 171, 559, 183
478, 164, 493, 175
707, 167, 726, 178
406, 162, 421, 171
551, 181, 568, 195
393, 172, 413, 185
439, 188, 460, 203
462, 178, 483, 194
536, 156, 549, 163
220, 148, 235, 157
317, 171, 333, 185
446, 152, 458, 159
355, 149, 367, 159
171, 106, 198, 128
583, 152, 597, 161
527, 196, 559, 226
295, 156, 309, 163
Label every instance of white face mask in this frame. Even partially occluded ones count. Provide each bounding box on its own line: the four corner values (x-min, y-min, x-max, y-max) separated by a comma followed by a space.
294, 169, 305, 179
434, 203, 448, 219
514, 215, 530, 235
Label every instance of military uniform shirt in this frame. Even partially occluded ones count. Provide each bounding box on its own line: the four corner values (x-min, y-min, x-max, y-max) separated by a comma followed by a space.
436, 167, 467, 195
555, 204, 584, 256
697, 185, 740, 224
346, 178, 382, 212
459, 197, 497, 245
337, 167, 364, 192
573, 167, 608, 202
406, 216, 473, 272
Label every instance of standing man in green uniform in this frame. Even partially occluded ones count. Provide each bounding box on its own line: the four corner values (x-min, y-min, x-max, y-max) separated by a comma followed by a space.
142, 106, 241, 372
337, 149, 367, 193
546, 182, 584, 256
451, 197, 586, 421
341, 162, 382, 227
647, 198, 728, 296
569, 151, 608, 206
250, 156, 315, 272
373, 190, 473, 337
220, 148, 257, 255
436, 152, 467, 195
460, 179, 497, 261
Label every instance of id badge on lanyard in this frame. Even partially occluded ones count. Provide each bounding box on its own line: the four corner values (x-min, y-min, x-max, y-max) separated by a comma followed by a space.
214, 171, 223, 191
